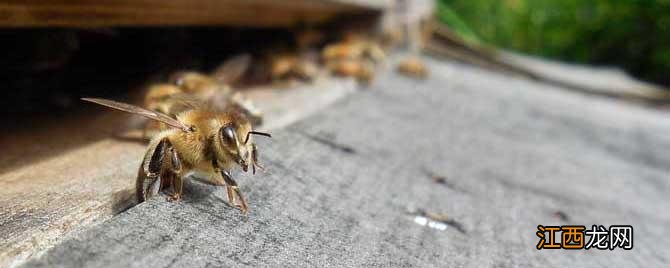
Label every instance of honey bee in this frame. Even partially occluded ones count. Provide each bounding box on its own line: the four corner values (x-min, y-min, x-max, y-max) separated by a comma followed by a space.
397, 56, 429, 79
269, 52, 320, 82
322, 33, 386, 83
143, 83, 183, 114
170, 54, 251, 97
322, 42, 362, 61
82, 97, 271, 214
141, 54, 262, 133
379, 27, 404, 49
322, 33, 386, 64
327, 59, 374, 83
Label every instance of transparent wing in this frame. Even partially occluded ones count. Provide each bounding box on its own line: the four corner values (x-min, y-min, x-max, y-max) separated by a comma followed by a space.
211, 53, 252, 84
81, 98, 191, 131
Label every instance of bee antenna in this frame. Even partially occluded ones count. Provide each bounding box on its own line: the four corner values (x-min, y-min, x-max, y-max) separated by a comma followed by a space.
245, 131, 272, 144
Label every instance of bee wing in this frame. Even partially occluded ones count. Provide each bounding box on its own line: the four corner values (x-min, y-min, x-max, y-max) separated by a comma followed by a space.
81, 98, 191, 132
211, 53, 251, 84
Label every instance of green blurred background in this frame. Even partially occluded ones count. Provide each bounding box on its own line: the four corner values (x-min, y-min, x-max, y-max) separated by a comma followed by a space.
437, 0, 670, 86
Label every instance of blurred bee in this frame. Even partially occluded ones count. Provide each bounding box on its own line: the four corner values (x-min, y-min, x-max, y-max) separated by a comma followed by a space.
328, 59, 374, 84
141, 54, 263, 135
169, 54, 251, 98
397, 56, 429, 79
322, 33, 386, 64
142, 83, 186, 118
82, 98, 271, 214
322, 33, 386, 83
269, 52, 320, 83
379, 27, 404, 50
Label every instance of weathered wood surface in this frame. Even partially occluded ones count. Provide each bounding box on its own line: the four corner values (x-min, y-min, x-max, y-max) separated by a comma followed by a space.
0, 79, 356, 268
0, 0, 384, 27
20, 55, 670, 267
426, 22, 670, 104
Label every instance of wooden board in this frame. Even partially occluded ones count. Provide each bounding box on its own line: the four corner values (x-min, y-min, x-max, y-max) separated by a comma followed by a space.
0, 79, 357, 267
0, 0, 383, 27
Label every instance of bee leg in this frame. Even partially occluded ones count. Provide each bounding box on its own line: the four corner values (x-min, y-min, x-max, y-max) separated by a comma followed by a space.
166, 147, 183, 201
209, 160, 248, 214
221, 170, 248, 214
137, 138, 170, 202
251, 144, 263, 174
136, 168, 161, 203
167, 176, 183, 201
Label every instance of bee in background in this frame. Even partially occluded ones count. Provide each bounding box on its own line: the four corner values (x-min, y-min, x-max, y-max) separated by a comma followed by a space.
143, 84, 183, 115
262, 29, 324, 85
322, 32, 386, 83
289, 28, 325, 82
379, 27, 404, 50
169, 53, 251, 98
397, 56, 429, 79
322, 32, 386, 64
140, 54, 263, 137
269, 52, 320, 83
143, 54, 251, 116
327, 59, 374, 84
82, 98, 271, 215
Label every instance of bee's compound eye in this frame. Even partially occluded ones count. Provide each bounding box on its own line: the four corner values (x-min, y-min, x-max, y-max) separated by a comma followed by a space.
220, 125, 237, 145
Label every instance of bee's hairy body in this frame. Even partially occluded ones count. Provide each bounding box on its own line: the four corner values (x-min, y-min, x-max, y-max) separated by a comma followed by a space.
132, 105, 267, 215
148, 109, 250, 173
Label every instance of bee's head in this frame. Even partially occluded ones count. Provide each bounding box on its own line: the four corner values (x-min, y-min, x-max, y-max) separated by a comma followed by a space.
217, 125, 271, 172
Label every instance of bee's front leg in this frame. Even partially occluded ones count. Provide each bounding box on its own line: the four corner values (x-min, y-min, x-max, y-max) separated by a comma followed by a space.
251, 143, 264, 175
210, 160, 248, 214
220, 170, 248, 214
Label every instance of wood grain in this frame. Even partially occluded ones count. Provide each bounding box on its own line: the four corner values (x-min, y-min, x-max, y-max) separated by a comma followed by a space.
0, 0, 382, 27
0, 80, 357, 267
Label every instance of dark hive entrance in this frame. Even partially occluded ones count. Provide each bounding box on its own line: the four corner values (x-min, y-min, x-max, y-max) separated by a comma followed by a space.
0, 27, 298, 115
